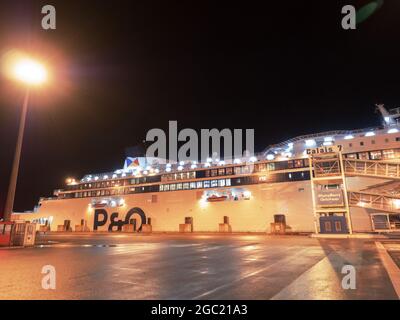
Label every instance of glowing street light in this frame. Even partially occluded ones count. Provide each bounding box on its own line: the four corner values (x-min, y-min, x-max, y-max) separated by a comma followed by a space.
13, 58, 47, 85
3, 54, 48, 221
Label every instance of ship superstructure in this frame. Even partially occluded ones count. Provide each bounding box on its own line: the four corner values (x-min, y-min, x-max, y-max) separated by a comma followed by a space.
12, 105, 400, 234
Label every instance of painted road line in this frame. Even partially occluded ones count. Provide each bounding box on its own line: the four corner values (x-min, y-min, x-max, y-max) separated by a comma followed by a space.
271, 252, 345, 300
191, 247, 314, 300
376, 241, 400, 299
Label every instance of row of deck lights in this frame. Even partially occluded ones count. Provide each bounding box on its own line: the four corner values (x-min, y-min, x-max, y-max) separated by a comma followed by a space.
71, 156, 261, 184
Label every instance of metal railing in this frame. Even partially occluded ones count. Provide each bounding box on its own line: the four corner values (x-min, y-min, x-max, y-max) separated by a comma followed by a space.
349, 191, 400, 213
314, 159, 341, 177
344, 159, 400, 179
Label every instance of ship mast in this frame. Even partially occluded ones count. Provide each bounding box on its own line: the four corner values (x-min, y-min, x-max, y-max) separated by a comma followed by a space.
376, 103, 400, 127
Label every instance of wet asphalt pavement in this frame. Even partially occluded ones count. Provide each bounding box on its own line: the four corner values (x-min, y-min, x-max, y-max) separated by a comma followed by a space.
0, 233, 398, 300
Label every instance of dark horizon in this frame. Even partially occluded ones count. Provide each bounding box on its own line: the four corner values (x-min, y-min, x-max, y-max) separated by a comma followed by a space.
1, 0, 400, 214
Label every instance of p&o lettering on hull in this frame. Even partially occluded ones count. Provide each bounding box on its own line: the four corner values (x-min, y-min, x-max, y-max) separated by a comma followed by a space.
93, 207, 147, 231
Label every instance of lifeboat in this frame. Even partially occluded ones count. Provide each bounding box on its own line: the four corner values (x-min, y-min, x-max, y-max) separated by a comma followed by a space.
206, 195, 228, 202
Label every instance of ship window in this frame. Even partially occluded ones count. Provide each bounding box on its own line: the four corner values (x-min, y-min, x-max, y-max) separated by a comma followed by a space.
294, 160, 304, 168
218, 179, 225, 187
160, 185, 164, 191
170, 184, 176, 191
383, 149, 396, 159
204, 181, 210, 188
267, 163, 275, 171
242, 166, 251, 174
370, 150, 382, 160
226, 167, 233, 175
324, 221, 332, 232
183, 183, 190, 190
226, 178, 231, 186
176, 183, 183, 190
288, 173, 292, 179
190, 172, 196, 179
96, 190, 101, 196
218, 168, 225, 176
396, 137, 400, 142
335, 221, 342, 232
385, 138, 389, 143
358, 152, 369, 160
211, 180, 218, 187
257, 163, 266, 172
205, 170, 210, 178
196, 181, 203, 188
211, 169, 218, 177
346, 153, 357, 159
371, 140, 376, 144
190, 182, 196, 189
360, 141, 364, 146
288, 161, 294, 169
164, 184, 169, 191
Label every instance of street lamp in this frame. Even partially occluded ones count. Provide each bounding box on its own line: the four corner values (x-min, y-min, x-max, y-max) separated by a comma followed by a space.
3, 56, 47, 221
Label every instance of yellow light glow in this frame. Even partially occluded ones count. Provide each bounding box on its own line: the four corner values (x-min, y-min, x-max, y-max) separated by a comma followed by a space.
66, 177, 77, 185
13, 58, 47, 85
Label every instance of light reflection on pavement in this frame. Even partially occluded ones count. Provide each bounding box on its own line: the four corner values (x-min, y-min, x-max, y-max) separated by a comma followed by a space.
0, 234, 398, 300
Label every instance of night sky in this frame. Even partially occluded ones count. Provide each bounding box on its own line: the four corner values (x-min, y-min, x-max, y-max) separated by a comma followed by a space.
0, 0, 399, 214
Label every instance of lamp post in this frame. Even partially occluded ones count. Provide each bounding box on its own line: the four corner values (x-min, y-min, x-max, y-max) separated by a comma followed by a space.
3, 57, 47, 221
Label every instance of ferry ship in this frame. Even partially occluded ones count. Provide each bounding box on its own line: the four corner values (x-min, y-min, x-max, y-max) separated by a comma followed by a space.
12, 105, 400, 234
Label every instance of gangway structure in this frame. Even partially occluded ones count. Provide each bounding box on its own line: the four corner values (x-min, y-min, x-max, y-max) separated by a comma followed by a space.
344, 158, 400, 180
309, 152, 353, 234
309, 152, 400, 234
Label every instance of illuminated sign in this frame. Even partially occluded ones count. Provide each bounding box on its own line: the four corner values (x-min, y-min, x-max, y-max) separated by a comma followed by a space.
316, 189, 344, 207
306, 145, 343, 155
